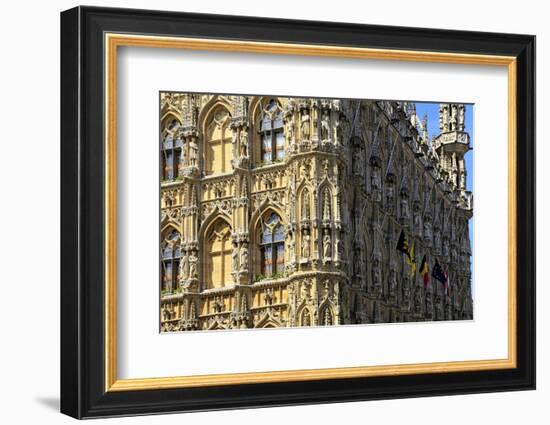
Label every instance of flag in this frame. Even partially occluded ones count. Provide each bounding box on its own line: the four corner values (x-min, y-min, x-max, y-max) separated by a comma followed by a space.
396, 230, 411, 260
431, 259, 448, 285
406, 242, 416, 277
419, 255, 429, 287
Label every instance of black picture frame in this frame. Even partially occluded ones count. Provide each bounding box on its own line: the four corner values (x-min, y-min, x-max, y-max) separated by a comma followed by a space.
61, 5, 535, 419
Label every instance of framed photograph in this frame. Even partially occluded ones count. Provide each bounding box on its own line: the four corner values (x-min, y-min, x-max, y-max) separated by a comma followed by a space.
60, 6, 535, 419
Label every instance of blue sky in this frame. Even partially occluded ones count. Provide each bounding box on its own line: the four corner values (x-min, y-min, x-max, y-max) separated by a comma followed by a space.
414, 102, 474, 293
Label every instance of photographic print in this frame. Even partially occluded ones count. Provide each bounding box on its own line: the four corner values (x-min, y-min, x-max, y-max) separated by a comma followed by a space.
159, 93, 474, 332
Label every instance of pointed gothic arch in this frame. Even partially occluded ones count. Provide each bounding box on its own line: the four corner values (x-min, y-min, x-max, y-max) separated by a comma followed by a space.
160, 226, 182, 293
249, 97, 284, 166
202, 216, 233, 290
202, 104, 233, 175
319, 303, 335, 326
255, 313, 283, 329
250, 207, 285, 280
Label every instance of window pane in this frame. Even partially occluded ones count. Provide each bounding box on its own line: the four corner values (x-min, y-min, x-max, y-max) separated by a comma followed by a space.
163, 261, 173, 290
260, 115, 272, 131
262, 133, 272, 162
165, 151, 173, 179
273, 224, 284, 242
174, 259, 180, 283
276, 243, 285, 272
162, 246, 172, 258
273, 111, 283, 129
261, 227, 272, 244
275, 132, 285, 160
263, 246, 273, 276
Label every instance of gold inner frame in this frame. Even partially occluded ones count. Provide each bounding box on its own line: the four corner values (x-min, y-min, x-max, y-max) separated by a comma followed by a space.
104, 33, 517, 392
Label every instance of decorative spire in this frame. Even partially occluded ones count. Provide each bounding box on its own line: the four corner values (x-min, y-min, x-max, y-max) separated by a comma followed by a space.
422, 112, 428, 145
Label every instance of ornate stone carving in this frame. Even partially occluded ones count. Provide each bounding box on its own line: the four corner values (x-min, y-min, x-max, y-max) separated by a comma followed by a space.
159, 94, 473, 331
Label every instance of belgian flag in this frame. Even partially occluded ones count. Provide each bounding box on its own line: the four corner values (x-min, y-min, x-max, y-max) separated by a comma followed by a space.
396, 230, 411, 260
419, 255, 429, 287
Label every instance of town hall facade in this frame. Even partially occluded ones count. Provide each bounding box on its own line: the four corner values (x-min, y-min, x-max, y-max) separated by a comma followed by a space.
159, 93, 473, 332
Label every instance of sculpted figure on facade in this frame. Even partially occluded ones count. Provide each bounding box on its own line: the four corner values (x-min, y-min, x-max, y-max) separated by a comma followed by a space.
301, 109, 310, 140
321, 109, 330, 140
388, 268, 398, 300
239, 126, 249, 157
285, 115, 295, 143
179, 250, 189, 281
189, 138, 198, 167
232, 243, 239, 273
323, 230, 332, 260
240, 243, 249, 271
301, 229, 311, 259
188, 251, 198, 279
399, 190, 409, 221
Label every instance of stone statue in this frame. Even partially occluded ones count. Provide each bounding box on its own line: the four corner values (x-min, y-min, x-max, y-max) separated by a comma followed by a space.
285, 117, 295, 143
386, 182, 395, 212
302, 191, 311, 220
302, 229, 311, 259
413, 202, 421, 229
400, 195, 409, 219
323, 230, 332, 259
371, 166, 381, 192
302, 309, 311, 326
403, 276, 410, 303
434, 231, 441, 252
334, 118, 342, 145
232, 244, 239, 272
239, 128, 249, 157
388, 269, 397, 298
240, 243, 249, 271
321, 110, 330, 140
354, 249, 363, 276
423, 218, 432, 241
179, 251, 189, 280
188, 252, 198, 279
451, 104, 457, 130
189, 138, 198, 167
231, 128, 238, 145
181, 142, 188, 166
301, 110, 310, 139
288, 238, 295, 261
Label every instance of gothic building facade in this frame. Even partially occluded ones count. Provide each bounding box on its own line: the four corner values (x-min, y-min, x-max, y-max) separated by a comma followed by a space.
159, 93, 473, 332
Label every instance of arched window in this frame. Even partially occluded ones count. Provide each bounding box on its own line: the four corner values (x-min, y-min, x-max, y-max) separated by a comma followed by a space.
204, 220, 232, 289
260, 213, 284, 277
161, 118, 182, 181
259, 100, 284, 164
205, 107, 232, 175
301, 309, 312, 327
161, 228, 181, 293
